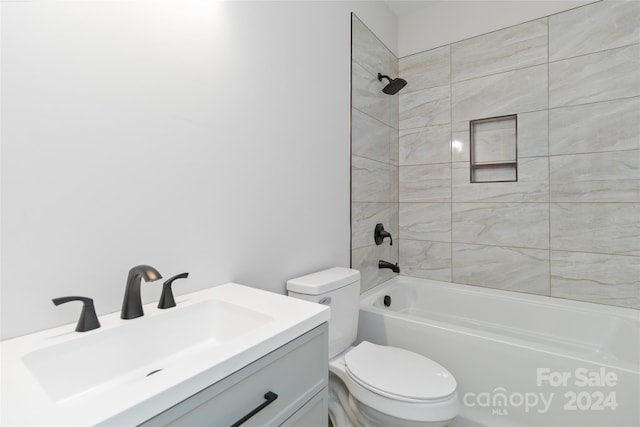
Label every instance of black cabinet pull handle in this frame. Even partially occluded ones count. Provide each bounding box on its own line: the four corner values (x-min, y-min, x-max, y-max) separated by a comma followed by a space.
230, 391, 278, 427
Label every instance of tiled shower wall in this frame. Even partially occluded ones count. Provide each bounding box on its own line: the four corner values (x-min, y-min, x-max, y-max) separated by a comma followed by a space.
351, 14, 399, 292
397, 1, 639, 309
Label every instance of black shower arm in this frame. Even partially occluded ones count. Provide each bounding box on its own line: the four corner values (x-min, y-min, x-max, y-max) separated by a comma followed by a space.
378, 73, 392, 83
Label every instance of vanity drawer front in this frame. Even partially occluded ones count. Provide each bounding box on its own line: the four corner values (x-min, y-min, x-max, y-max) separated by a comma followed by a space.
141, 323, 328, 427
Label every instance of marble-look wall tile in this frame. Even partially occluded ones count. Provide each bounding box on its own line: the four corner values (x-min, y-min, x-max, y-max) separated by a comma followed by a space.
551, 250, 640, 309
399, 46, 450, 93
352, 155, 391, 202
549, 44, 640, 108
352, 244, 398, 292
549, 97, 640, 155
352, 108, 394, 163
452, 18, 547, 82
549, 1, 640, 62
452, 64, 548, 122
399, 240, 452, 282
399, 203, 451, 242
452, 203, 549, 249
352, 61, 396, 128
389, 164, 399, 203
452, 243, 550, 295
399, 124, 451, 166
389, 128, 399, 166
518, 110, 549, 158
452, 157, 549, 202
451, 121, 470, 163
399, 84, 450, 129
351, 202, 396, 250
352, 15, 397, 83
389, 202, 399, 243
550, 150, 640, 202
399, 163, 451, 202
551, 203, 640, 256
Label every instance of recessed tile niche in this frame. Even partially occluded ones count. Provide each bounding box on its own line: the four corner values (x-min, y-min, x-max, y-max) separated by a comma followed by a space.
470, 115, 518, 183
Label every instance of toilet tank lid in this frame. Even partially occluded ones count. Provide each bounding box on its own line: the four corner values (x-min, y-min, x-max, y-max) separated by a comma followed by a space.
287, 267, 360, 295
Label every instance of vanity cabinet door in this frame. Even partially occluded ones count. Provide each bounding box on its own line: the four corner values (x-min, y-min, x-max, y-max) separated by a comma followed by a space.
140, 323, 328, 427
280, 387, 328, 427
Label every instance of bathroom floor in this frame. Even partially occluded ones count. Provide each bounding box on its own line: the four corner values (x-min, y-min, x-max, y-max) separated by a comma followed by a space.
449, 416, 487, 427
327, 415, 486, 426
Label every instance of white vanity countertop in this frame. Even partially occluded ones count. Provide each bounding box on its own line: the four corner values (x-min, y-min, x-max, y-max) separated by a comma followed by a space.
1, 283, 329, 426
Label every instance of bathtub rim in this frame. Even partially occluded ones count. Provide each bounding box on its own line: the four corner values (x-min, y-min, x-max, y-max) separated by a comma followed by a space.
361, 276, 640, 321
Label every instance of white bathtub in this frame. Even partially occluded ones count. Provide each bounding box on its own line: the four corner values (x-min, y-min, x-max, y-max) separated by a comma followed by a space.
356, 276, 640, 427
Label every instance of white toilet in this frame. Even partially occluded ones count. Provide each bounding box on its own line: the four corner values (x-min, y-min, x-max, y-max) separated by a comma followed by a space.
287, 267, 458, 427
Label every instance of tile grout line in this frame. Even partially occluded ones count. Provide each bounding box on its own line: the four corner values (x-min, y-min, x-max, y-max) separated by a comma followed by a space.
352, 106, 397, 130
547, 40, 640, 65
547, 94, 640, 111
401, 147, 640, 169
399, 238, 640, 259
399, 201, 640, 204
396, 236, 640, 260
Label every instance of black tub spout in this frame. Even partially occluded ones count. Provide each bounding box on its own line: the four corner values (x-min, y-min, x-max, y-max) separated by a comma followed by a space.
378, 260, 400, 273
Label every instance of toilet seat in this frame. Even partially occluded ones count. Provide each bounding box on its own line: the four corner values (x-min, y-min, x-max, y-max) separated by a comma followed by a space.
329, 342, 459, 423
345, 341, 457, 402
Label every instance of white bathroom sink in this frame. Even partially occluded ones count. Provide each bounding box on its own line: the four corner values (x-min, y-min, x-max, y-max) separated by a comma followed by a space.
1, 283, 329, 426
21, 299, 273, 404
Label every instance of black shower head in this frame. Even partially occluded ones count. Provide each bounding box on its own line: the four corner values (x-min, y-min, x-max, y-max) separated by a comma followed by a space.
378, 73, 407, 95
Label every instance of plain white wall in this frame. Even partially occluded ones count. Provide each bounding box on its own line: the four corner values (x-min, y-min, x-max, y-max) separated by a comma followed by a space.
397, 0, 594, 57
0, 0, 396, 340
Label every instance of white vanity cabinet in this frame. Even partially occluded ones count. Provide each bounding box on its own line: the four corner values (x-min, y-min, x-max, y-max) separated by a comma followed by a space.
140, 323, 328, 427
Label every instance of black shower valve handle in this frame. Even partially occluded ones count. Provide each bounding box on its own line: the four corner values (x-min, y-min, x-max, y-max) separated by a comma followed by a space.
52, 296, 101, 332
374, 223, 393, 246
158, 272, 189, 309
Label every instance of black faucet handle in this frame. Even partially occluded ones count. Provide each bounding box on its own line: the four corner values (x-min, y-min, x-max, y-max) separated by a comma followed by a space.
158, 272, 189, 309
52, 296, 101, 332
374, 223, 393, 246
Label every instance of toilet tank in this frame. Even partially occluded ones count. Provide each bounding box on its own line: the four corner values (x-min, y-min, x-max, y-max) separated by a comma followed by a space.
287, 267, 360, 358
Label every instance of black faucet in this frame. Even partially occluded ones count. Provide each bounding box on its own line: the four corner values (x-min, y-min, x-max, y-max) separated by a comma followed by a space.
121, 265, 162, 319
374, 223, 393, 246
378, 260, 400, 273
52, 296, 101, 332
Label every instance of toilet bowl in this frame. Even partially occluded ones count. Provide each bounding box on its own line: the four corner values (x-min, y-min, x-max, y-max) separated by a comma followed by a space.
329, 342, 458, 427
287, 268, 458, 427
